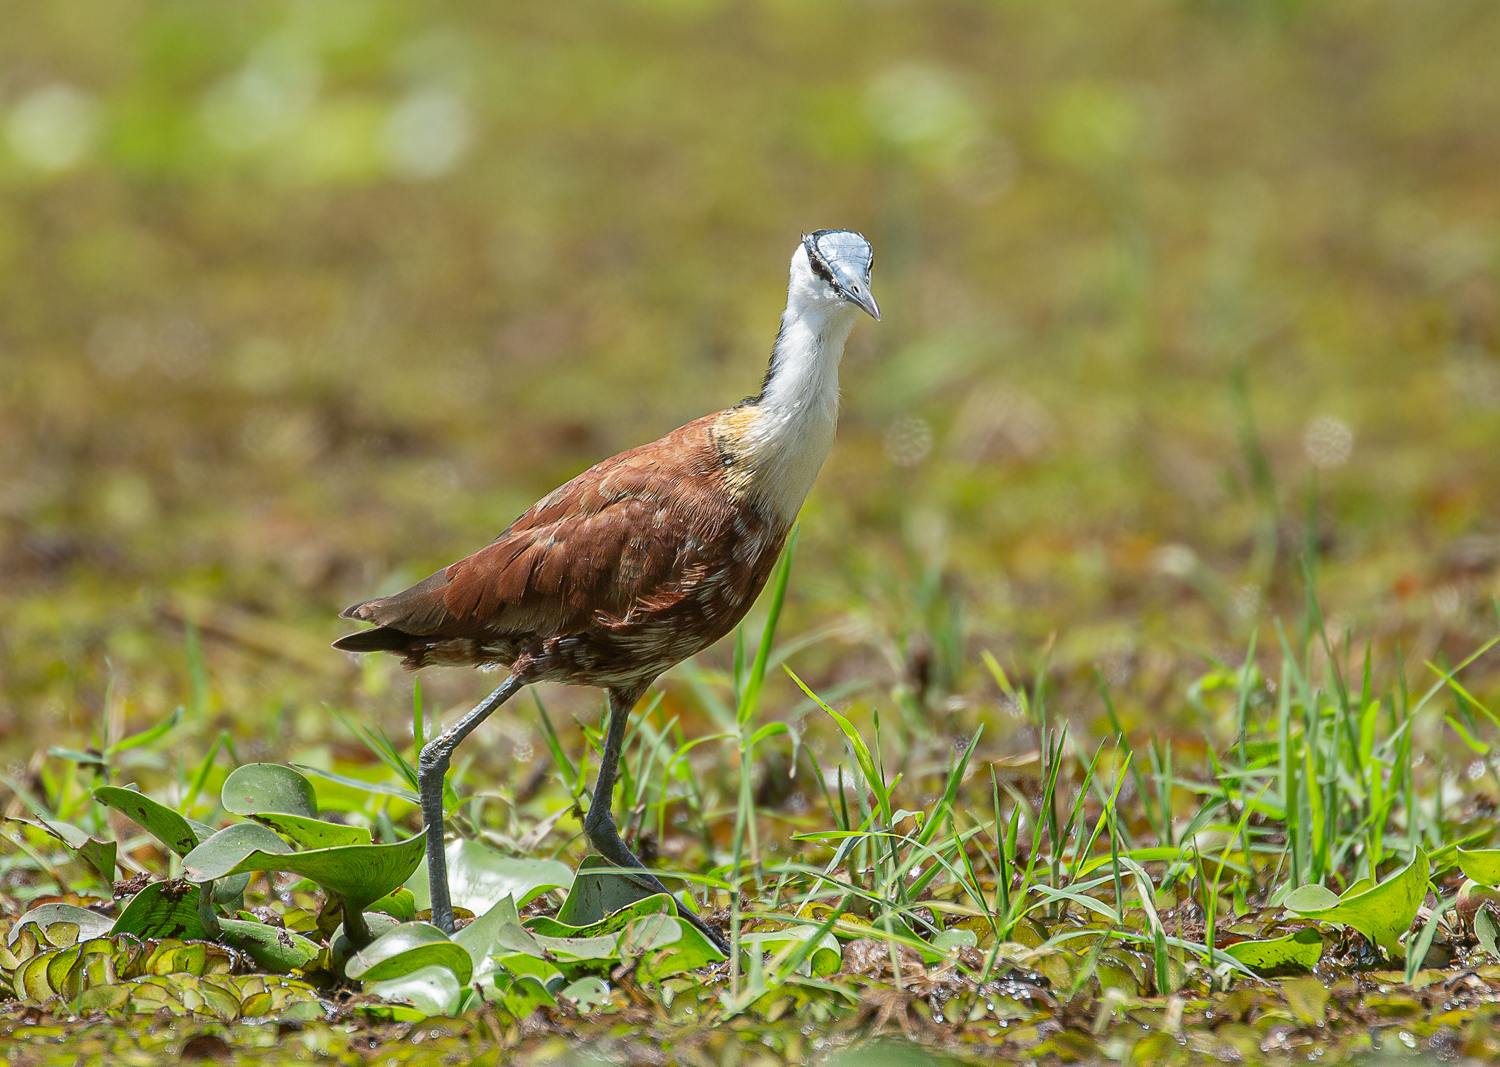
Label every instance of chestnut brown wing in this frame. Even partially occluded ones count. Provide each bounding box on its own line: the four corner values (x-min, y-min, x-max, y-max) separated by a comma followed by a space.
337, 414, 733, 647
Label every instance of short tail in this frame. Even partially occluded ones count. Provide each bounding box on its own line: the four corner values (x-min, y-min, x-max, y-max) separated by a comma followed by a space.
332, 626, 414, 654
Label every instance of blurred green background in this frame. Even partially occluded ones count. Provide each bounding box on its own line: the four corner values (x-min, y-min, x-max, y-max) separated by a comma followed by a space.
2, 0, 1499, 775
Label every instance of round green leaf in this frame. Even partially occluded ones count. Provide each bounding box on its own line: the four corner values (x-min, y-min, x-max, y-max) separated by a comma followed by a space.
1282, 884, 1340, 912
739, 926, 841, 977
405, 838, 572, 916
368, 887, 417, 922
111, 881, 210, 941
94, 786, 204, 857
254, 812, 372, 849
222, 764, 318, 819
454, 896, 543, 985
365, 963, 463, 1018
8, 904, 113, 945
553, 854, 652, 927
218, 917, 320, 973
1458, 847, 1500, 887
1222, 928, 1324, 973
181, 822, 294, 882
348, 923, 473, 985
184, 823, 423, 915
1282, 848, 1429, 958
558, 975, 611, 1012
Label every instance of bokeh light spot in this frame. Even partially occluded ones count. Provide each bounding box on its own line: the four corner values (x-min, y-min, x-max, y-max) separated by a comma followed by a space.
382, 88, 474, 180
6, 83, 99, 172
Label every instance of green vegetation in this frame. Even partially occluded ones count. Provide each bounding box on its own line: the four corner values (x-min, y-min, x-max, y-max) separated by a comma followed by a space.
3, 0, 1500, 1063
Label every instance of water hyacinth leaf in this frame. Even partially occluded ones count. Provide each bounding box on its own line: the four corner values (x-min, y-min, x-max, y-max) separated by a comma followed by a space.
181, 822, 294, 881
554, 855, 657, 927
8, 904, 113, 945
330, 912, 404, 963
218, 917, 320, 973
529, 891, 675, 939
346, 922, 473, 985
1457, 847, 1500, 887
1283, 848, 1429, 957
617, 912, 719, 978
366, 963, 464, 1018
1282, 884, 1341, 912
486, 965, 559, 1017
256, 811, 372, 850
268, 837, 426, 914
530, 931, 622, 961
559, 975, 611, 1011
739, 925, 841, 977
20, 954, 55, 999
93, 786, 204, 856
111, 881, 210, 941
368, 887, 417, 922
212, 872, 255, 906
1223, 928, 1324, 973
185, 823, 422, 915
404, 838, 573, 915
933, 927, 979, 954
221, 763, 319, 818
1476, 905, 1500, 959
19, 818, 117, 883
1282, 975, 1330, 1025
454, 895, 544, 986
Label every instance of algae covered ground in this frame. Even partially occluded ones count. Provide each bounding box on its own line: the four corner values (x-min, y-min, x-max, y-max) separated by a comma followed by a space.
4, 0, 1500, 1063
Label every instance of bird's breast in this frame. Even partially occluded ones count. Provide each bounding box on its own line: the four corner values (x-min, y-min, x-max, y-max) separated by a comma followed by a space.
713, 403, 836, 526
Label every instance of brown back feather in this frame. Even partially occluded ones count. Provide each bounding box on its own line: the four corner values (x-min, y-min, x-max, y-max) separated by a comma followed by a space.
344, 413, 741, 645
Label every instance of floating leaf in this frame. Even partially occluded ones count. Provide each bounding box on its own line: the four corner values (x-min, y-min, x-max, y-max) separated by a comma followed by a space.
555, 855, 658, 927
369, 887, 417, 921
185, 822, 424, 916
524, 892, 724, 974
93, 786, 205, 857
1283, 849, 1429, 958
1223, 929, 1324, 974
528, 891, 675, 939
347, 922, 473, 985
1477, 904, 1500, 960
256, 812, 372, 850
18, 817, 118, 884
932, 927, 979, 955
559, 975, 611, 1011
740, 925, 842, 977
8, 904, 113, 945
1282, 975, 1330, 1025
181, 822, 294, 880
218, 917, 320, 973
221, 763, 318, 819
484, 963, 559, 1017
529, 930, 621, 961
111, 881, 210, 941
1282, 884, 1341, 912
405, 838, 572, 916
366, 963, 463, 1018
455, 896, 543, 973
1457, 847, 1500, 887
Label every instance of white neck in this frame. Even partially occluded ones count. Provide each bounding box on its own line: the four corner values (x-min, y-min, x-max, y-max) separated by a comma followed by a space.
738, 246, 860, 525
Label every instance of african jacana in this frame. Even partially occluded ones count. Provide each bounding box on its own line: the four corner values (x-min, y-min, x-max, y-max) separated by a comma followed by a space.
334, 230, 879, 950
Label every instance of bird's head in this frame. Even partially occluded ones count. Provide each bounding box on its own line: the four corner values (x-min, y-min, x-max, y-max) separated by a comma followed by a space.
791, 229, 880, 322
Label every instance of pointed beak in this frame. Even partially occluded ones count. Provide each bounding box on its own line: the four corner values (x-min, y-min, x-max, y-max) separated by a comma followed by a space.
845, 285, 881, 322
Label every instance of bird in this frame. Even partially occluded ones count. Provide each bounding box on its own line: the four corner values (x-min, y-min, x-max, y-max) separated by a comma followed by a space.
333, 230, 879, 952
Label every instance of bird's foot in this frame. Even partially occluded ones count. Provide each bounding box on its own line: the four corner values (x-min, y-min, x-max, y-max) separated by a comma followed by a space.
585, 813, 731, 957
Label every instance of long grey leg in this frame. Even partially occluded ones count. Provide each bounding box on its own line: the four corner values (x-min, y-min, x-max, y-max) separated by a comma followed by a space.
420, 673, 527, 935
583, 685, 731, 956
